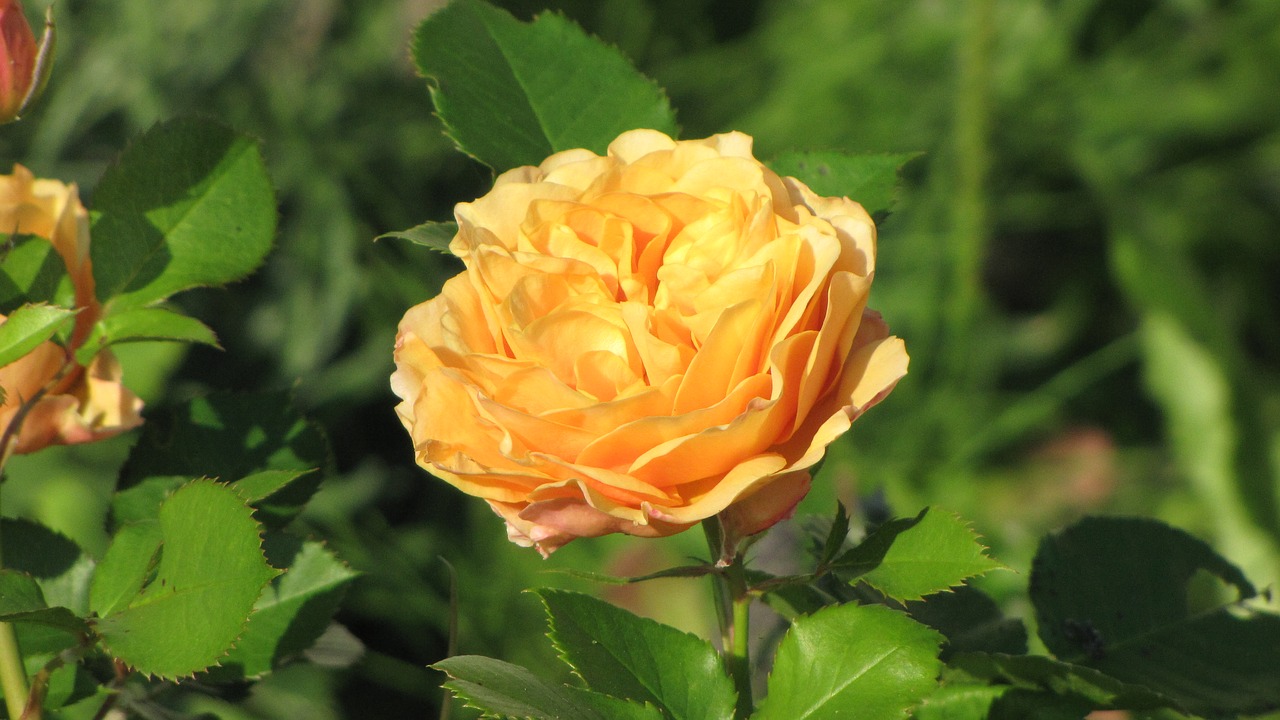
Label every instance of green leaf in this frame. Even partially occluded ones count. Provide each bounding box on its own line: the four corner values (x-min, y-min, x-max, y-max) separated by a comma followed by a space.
92, 480, 278, 679
0, 524, 97, 712
434, 655, 664, 720
833, 507, 1003, 602
37, 665, 99, 714
904, 585, 1026, 660
767, 151, 921, 218
109, 476, 186, 527
949, 652, 1174, 712
536, 589, 735, 720
0, 234, 72, 314
74, 307, 219, 365
112, 469, 322, 533
1031, 516, 1280, 716
0, 570, 89, 634
229, 470, 316, 505
228, 469, 323, 528
917, 684, 1102, 720
413, 0, 678, 171
548, 563, 716, 586
1, 519, 95, 615
90, 117, 276, 309
759, 579, 836, 620
208, 535, 358, 680
915, 685, 1098, 720
913, 685, 1009, 720
0, 303, 77, 368
302, 622, 364, 669
754, 603, 943, 720
375, 221, 458, 255
118, 390, 329, 495
817, 502, 852, 567
88, 521, 164, 618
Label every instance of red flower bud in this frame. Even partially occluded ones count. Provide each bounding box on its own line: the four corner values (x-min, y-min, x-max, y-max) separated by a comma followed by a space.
0, 0, 54, 124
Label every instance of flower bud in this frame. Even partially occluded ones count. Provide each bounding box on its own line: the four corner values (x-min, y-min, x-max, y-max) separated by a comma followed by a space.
0, 0, 54, 124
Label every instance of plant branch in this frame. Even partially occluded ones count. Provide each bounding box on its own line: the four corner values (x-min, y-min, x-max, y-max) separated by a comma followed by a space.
702, 518, 753, 718
0, 357, 77, 719
0, 621, 29, 719
0, 422, 28, 719
725, 558, 752, 719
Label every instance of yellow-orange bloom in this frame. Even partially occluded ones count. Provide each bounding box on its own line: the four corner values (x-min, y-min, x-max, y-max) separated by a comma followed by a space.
0, 165, 142, 455
392, 130, 907, 555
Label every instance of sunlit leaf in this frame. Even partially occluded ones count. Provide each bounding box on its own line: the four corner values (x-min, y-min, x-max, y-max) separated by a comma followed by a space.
0, 235, 72, 314
914, 685, 1096, 720
109, 476, 185, 528
88, 521, 164, 618
92, 480, 278, 679
74, 306, 219, 365
413, 0, 677, 171
0, 303, 76, 368
768, 151, 920, 218
90, 117, 276, 309
208, 535, 358, 680
755, 603, 942, 720
538, 589, 735, 720
375, 221, 457, 255
834, 507, 1003, 602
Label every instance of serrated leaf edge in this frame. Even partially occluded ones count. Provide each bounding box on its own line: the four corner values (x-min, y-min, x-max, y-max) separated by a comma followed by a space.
91, 116, 279, 310
533, 588, 734, 713
410, 1, 679, 172
857, 509, 1007, 603
93, 478, 279, 681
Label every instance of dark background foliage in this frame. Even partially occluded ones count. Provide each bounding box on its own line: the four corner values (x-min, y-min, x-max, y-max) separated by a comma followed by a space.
2, 0, 1277, 717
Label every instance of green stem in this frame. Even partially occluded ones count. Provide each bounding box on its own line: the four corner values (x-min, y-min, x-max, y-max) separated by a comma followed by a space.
439, 557, 459, 720
946, 0, 995, 383
0, 622, 29, 719
726, 562, 752, 718
0, 503, 31, 719
701, 519, 731, 648
0, 388, 49, 719
702, 518, 752, 718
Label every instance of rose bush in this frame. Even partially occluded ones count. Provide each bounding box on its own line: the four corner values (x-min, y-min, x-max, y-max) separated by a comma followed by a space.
392, 130, 907, 555
0, 164, 142, 456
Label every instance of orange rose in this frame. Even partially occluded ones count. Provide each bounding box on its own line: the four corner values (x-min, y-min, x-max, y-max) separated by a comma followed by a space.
0, 164, 143, 456
392, 130, 907, 555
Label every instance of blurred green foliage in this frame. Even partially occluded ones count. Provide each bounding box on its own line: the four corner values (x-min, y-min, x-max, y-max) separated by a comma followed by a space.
2, 0, 1278, 716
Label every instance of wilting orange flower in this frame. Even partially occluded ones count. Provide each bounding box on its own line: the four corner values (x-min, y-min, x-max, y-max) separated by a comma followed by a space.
0, 165, 142, 455
392, 130, 907, 555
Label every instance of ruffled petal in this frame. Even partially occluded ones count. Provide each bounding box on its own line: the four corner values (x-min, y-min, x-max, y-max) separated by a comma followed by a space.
391, 131, 906, 554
